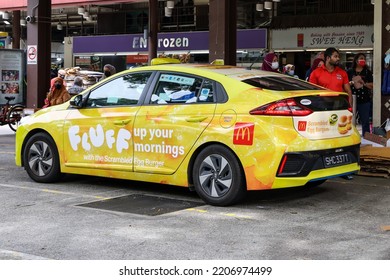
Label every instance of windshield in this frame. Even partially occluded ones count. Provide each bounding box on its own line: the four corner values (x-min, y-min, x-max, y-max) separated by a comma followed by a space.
242, 76, 324, 91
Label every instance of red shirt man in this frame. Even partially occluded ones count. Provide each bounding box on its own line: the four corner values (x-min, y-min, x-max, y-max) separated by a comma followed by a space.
309, 47, 352, 105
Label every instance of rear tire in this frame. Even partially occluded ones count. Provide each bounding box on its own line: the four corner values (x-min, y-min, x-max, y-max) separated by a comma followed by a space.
192, 145, 246, 206
23, 132, 62, 183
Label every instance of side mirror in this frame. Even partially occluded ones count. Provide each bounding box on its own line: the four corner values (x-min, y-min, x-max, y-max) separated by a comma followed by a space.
69, 95, 84, 108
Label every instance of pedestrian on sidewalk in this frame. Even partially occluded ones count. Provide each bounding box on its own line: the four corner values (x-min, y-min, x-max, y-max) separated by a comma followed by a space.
309, 47, 352, 105
347, 53, 373, 136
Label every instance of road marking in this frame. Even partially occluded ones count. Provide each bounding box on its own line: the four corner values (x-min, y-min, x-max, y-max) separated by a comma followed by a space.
0, 151, 14, 154
0, 249, 50, 260
0, 183, 108, 200
381, 225, 390, 231
1, 183, 253, 219
223, 213, 253, 219
187, 208, 207, 213
42, 188, 105, 199
186, 208, 253, 219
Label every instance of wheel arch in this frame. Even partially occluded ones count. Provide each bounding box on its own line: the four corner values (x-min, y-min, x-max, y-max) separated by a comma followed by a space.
20, 129, 58, 167
187, 141, 247, 190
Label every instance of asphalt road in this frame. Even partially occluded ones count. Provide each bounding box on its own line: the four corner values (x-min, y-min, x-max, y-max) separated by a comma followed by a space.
0, 127, 389, 260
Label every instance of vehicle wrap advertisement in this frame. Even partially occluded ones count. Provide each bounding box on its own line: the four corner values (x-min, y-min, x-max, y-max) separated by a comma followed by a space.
67, 124, 185, 166
294, 110, 354, 139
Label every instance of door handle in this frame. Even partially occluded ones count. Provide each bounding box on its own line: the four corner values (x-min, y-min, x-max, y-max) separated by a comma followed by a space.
114, 119, 132, 125
185, 116, 208, 123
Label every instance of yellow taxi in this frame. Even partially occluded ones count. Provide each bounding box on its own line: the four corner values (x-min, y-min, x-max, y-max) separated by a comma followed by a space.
15, 60, 360, 206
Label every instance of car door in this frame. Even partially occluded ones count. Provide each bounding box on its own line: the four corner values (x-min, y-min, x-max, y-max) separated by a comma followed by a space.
63, 71, 153, 172
133, 72, 217, 174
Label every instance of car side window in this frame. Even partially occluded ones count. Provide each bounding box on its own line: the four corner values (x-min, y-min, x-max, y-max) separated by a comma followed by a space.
150, 73, 215, 104
86, 72, 152, 107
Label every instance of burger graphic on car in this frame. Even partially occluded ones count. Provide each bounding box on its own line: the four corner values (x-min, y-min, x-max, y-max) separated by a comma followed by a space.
338, 115, 353, 134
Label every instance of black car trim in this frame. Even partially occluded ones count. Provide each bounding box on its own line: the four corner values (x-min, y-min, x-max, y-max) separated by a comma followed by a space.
276, 144, 360, 177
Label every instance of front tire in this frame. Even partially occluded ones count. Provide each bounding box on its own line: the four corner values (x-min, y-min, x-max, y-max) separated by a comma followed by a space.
23, 132, 62, 183
192, 145, 246, 206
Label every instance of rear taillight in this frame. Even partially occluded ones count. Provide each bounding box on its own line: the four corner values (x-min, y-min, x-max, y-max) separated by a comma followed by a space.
250, 98, 313, 116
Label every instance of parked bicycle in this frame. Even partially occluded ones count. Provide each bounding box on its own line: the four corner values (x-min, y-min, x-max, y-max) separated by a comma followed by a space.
0, 96, 25, 132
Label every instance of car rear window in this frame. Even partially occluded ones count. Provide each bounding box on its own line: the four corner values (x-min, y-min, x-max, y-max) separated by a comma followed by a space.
242, 76, 324, 91
294, 95, 350, 111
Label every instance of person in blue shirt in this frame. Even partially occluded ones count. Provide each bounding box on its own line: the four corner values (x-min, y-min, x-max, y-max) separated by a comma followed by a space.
68, 76, 84, 95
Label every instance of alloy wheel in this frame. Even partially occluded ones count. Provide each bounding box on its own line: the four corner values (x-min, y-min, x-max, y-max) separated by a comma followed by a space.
27, 141, 54, 177
198, 154, 232, 198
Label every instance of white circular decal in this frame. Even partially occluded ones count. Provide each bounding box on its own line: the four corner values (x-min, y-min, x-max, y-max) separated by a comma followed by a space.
300, 99, 312, 106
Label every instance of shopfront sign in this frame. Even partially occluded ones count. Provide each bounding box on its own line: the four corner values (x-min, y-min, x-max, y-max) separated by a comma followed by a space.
126, 55, 149, 63
271, 25, 373, 51
73, 29, 267, 54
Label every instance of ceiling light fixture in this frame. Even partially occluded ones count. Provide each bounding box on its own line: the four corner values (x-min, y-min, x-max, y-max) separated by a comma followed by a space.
4, 20, 11, 25
20, 19, 26, 26
3, 11, 10, 20
256, 3, 264, 11
167, 1, 175, 9
77, 7, 85, 15
264, 1, 273, 9
83, 11, 89, 19
57, 20, 63, 30
165, 6, 172, 17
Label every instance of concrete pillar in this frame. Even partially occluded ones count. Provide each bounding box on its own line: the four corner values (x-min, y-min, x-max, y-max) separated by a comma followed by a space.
63, 37, 73, 69
382, 1, 390, 62
148, 0, 158, 64
12, 11, 21, 49
209, 0, 237, 65
26, 0, 51, 109
373, 0, 390, 126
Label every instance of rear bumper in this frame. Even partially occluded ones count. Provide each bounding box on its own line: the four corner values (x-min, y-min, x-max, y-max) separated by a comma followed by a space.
276, 144, 359, 177
271, 144, 360, 189
272, 163, 359, 189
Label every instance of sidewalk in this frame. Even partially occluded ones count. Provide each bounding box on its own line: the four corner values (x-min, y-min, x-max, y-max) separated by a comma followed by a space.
0, 125, 15, 136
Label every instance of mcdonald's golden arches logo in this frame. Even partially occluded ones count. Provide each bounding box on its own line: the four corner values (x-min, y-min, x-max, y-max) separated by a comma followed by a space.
233, 122, 254, 145
297, 121, 307, 131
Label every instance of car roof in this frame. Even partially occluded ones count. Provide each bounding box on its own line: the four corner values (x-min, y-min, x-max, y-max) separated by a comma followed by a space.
139, 63, 282, 82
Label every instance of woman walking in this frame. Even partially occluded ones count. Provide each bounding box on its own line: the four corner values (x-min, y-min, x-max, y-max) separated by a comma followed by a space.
347, 53, 373, 136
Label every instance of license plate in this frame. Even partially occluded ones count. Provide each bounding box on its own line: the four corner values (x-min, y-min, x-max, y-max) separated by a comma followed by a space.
323, 153, 351, 168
